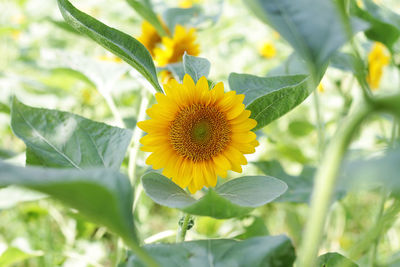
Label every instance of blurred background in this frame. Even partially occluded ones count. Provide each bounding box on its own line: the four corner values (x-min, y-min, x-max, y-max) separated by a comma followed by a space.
1, 0, 400, 266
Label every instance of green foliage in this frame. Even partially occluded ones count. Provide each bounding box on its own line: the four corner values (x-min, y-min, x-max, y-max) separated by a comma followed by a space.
0, 247, 42, 267
351, 0, 400, 51
229, 73, 309, 130
11, 98, 132, 170
0, 160, 137, 247
57, 0, 162, 92
121, 235, 295, 267
183, 53, 211, 82
126, 0, 168, 36
317, 252, 358, 267
142, 172, 287, 219
245, 0, 367, 78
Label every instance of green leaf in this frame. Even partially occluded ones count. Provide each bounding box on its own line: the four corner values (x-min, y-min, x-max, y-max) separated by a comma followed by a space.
235, 215, 269, 240
11, 98, 132, 170
126, 0, 168, 36
0, 148, 16, 160
340, 148, 400, 196
288, 120, 315, 137
0, 247, 42, 267
351, 0, 400, 51
0, 160, 137, 246
253, 160, 314, 203
245, 0, 368, 76
0, 186, 46, 209
228, 73, 309, 131
183, 52, 211, 82
0, 102, 10, 114
317, 252, 358, 267
142, 172, 287, 219
57, 0, 162, 92
330, 52, 357, 72
122, 235, 295, 267
163, 6, 202, 31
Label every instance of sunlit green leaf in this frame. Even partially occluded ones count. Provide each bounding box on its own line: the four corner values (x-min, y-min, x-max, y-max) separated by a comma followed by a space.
11, 98, 132, 170
142, 172, 287, 219
183, 53, 211, 82
57, 0, 162, 92
122, 235, 295, 267
0, 160, 137, 246
229, 73, 309, 130
0, 247, 42, 267
245, 0, 368, 76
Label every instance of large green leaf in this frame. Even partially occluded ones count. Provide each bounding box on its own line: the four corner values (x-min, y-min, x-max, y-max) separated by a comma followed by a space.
126, 0, 168, 36
122, 235, 295, 267
183, 53, 211, 83
245, 0, 367, 76
142, 172, 287, 219
57, 0, 162, 92
0, 247, 42, 267
11, 98, 132, 170
351, 0, 400, 51
317, 252, 358, 267
228, 73, 309, 130
0, 160, 137, 246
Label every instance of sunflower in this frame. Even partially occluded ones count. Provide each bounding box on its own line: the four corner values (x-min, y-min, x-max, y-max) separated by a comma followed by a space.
138, 74, 259, 193
138, 20, 163, 57
154, 24, 200, 67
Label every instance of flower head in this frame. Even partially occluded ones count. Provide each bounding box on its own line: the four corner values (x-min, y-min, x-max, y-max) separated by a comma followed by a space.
138, 20, 166, 57
367, 42, 390, 90
154, 25, 200, 67
138, 75, 259, 193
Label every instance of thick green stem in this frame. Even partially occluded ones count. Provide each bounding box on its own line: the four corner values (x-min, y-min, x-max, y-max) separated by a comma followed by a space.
296, 102, 372, 267
176, 213, 191, 243
313, 90, 325, 158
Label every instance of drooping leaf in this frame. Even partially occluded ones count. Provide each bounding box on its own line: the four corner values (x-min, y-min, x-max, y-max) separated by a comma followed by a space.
11, 98, 132, 170
122, 235, 295, 267
57, 0, 162, 92
245, 0, 368, 77
0, 160, 137, 246
228, 73, 309, 130
126, 0, 168, 36
317, 252, 358, 267
183, 53, 211, 83
351, 0, 400, 51
142, 172, 287, 219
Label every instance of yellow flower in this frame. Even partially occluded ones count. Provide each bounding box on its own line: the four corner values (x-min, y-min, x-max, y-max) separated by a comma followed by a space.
154, 25, 200, 67
260, 42, 276, 59
97, 54, 122, 63
318, 83, 324, 93
138, 74, 259, 193
367, 42, 390, 90
138, 20, 163, 57
179, 0, 202, 8
160, 70, 174, 85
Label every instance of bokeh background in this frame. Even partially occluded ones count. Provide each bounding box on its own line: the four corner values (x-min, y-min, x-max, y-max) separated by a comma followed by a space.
1, 0, 400, 266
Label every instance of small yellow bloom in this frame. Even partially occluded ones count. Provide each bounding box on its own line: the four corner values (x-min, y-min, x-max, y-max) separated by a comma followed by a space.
97, 54, 123, 63
154, 25, 200, 67
179, 0, 201, 8
138, 74, 259, 193
259, 42, 276, 59
367, 42, 390, 90
317, 83, 324, 93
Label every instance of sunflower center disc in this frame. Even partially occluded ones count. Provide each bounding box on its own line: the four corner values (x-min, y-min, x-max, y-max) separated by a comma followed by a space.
169, 104, 231, 161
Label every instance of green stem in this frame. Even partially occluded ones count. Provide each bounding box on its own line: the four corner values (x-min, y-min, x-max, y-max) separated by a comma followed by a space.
176, 213, 191, 243
368, 188, 388, 267
313, 89, 325, 158
296, 102, 372, 267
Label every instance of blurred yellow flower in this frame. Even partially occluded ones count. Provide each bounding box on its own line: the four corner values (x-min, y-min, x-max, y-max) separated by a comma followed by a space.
367, 42, 390, 90
179, 0, 202, 8
97, 54, 122, 63
138, 20, 163, 57
318, 83, 324, 93
260, 42, 276, 59
154, 25, 200, 67
160, 70, 174, 85
138, 74, 258, 193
